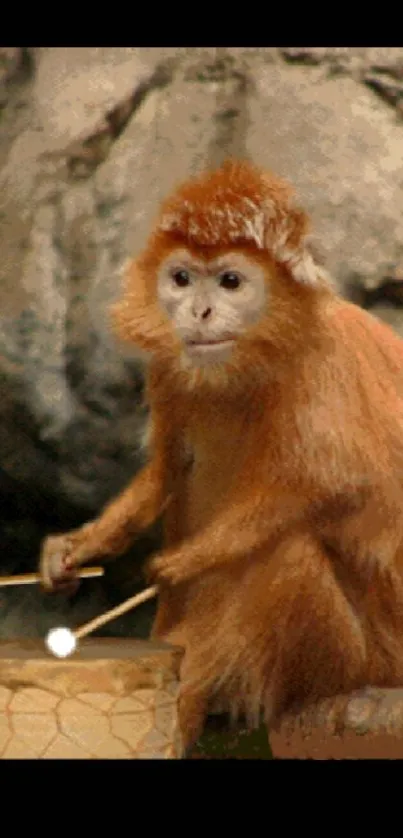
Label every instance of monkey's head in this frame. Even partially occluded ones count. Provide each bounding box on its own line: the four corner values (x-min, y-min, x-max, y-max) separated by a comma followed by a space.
113, 160, 331, 381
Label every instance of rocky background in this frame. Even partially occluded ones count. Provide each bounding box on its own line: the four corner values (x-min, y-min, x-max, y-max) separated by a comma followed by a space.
1, 46, 403, 640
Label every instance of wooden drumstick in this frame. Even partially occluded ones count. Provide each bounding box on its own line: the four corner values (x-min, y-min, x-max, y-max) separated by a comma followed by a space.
45, 585, 159, 658
0, 567, 104, 587
75, 585, 158, 640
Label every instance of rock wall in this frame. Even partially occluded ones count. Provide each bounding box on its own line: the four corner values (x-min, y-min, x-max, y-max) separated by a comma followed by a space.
1, 46, 403, 635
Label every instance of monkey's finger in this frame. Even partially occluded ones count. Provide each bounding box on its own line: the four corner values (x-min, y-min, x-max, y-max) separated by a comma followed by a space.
145, 557, 159, 583
146, 555, 172, 585
51, 578, 81, 598
39, 540, 76, 591
39, 554, 61, 591
41, 567, 80, 595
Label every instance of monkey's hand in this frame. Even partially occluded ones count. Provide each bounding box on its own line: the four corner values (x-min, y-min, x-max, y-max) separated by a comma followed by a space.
39, 523, 101, 594
39, 532, 82, 594
147, 550, 184, 586
146, 540, 241, 587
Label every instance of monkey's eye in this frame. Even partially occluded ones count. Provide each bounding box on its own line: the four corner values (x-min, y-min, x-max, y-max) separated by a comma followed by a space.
219, 272, 241, 290
172, 269, 190, 287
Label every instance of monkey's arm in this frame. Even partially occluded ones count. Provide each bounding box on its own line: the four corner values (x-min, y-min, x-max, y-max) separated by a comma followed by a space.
148, 486, 307, 585
70, 460, 171, 566
39, 458, 172, 590
39, 403, 177, 590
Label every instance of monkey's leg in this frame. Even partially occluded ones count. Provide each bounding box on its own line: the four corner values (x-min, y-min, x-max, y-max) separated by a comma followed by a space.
152, 640, 208, 755
234, 532, 370, 724
152, 532, 370, 753
179, 685, 210, 754
151, 587, 211, 752
186, 534, 369, 728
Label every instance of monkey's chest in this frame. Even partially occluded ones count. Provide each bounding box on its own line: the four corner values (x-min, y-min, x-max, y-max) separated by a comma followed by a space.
180, 431, 241, 536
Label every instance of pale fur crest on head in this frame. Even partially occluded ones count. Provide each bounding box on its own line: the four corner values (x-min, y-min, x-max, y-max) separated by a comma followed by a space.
157, 159, 329, 288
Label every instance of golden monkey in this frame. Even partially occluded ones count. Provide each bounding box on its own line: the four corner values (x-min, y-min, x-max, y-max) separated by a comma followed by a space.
39, 159, 403, 750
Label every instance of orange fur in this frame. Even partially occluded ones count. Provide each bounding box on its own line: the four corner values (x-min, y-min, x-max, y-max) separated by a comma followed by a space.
40, 160, 403, 749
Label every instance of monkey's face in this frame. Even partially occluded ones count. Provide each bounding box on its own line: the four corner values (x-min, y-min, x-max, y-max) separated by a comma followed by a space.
156, 249, 267, 366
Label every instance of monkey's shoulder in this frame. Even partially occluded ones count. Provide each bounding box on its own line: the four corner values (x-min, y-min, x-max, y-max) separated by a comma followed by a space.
327, 299, 403, 369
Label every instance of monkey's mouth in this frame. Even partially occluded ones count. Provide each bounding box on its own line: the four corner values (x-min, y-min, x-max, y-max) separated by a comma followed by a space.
185, 338, 235, 353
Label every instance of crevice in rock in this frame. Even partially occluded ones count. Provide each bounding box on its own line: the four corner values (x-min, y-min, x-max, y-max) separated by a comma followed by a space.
198, 53, 253, 169
184, 53, 244, 84
345, 264, 403, 310
0, 47, 35, 102
60, 59, 178, 181
363, 71, 403, 116
370, 62, 403, 81
279, 47, 325, 66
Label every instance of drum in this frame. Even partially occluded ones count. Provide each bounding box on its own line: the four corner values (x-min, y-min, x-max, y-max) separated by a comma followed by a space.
0, 637, 183, 758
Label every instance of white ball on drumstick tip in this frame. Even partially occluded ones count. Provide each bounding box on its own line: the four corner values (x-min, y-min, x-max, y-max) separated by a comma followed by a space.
45, 627, 77, 658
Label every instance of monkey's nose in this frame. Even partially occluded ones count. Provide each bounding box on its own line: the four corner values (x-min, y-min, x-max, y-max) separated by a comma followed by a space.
192, 303, 212, 321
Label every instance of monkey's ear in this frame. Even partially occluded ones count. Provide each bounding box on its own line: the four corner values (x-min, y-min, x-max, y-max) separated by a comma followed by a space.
268, 206, 330, 289
110, 259, 140, 343
283, 246, 329, 288
110, 258, 177, 354
110, 257, 158, 347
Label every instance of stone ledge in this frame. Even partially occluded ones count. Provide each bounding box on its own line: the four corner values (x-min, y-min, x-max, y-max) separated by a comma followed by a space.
0, 638, 183, 758
270, 687, 403, 759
